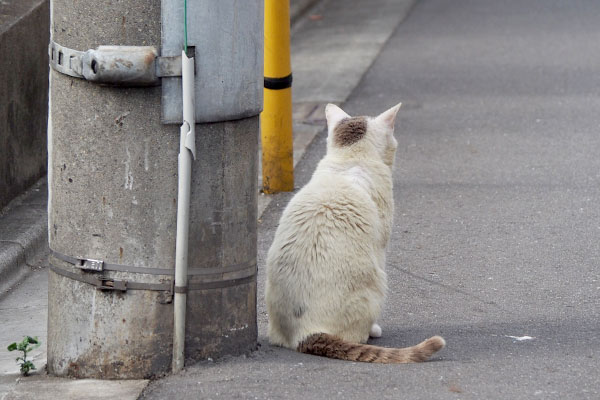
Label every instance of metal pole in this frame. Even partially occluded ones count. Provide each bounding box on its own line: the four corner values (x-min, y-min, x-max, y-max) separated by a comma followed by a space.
261, 0, 294, 193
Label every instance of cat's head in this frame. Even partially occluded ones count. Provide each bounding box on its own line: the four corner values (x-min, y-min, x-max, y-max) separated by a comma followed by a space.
324, 103, 401, 168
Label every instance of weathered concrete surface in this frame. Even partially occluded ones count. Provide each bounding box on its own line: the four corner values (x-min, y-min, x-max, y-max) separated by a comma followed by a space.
48, 0, 175, 379
0, 179, 48, 297
4, 375, 147, 400
48, 0, 257, 378
0, 0, 49, 210
185, 118, 259, 361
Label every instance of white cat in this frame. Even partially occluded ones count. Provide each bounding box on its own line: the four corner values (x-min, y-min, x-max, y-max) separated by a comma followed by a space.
265, 103, 445, 363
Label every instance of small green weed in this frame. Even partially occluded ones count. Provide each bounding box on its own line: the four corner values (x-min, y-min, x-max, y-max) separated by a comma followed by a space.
7, 336, 41, 376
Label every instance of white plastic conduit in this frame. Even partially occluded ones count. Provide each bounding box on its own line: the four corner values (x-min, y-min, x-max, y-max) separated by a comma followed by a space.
172, 50, 196, 373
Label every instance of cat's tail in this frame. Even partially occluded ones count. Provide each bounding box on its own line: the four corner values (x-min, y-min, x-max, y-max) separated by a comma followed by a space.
297, 333, 445, 363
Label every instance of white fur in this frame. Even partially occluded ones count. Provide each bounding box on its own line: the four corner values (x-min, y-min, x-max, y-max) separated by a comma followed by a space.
370, 323, 382, 338
266, 103, 401, 349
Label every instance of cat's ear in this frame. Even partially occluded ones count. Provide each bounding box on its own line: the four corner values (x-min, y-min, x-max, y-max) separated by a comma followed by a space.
376, 103, 402, 129
325, 103, 350, 128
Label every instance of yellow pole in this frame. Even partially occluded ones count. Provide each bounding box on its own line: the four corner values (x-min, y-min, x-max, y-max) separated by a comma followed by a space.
261, 0, 294, 193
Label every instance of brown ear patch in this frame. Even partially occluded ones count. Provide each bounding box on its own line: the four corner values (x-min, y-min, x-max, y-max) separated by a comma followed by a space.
333, 117, 367, 147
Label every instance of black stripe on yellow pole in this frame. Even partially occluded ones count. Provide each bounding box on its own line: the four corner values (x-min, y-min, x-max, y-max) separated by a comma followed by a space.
261, 0, 294, 194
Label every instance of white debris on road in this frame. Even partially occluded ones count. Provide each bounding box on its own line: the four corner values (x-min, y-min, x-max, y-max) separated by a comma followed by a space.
506, 335, 535, 342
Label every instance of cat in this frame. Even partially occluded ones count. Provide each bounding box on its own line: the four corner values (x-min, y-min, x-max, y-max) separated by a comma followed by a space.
265, 103, 445, 363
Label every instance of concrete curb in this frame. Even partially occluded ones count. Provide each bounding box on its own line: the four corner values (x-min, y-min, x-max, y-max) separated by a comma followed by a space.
4, 375, 148, 400
0, 179, 48, 297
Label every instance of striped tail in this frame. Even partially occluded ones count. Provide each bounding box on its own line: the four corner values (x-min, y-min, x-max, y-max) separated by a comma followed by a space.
297, 333, 445, 363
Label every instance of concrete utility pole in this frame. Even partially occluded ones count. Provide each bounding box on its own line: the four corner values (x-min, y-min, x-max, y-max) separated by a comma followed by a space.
47, 0, 262, 378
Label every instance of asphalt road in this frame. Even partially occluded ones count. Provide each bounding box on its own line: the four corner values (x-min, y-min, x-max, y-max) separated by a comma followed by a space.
142, 0, 600, 398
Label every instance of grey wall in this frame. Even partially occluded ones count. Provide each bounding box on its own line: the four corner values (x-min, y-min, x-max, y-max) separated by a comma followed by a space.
0, 0, 49, 210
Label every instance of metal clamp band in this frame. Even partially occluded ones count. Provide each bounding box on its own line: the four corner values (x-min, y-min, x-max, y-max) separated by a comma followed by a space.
189, 274, 256, 290
49, 40, 182, 86
49, 261, 255, 301
51, 250, 174, 275
49, 41, 84, 78
49, 264, 171, 293
174, 286, 188, 294
51, 249, 256, 280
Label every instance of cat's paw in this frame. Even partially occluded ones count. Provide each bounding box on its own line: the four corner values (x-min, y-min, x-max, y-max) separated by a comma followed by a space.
369, 323, 382, 338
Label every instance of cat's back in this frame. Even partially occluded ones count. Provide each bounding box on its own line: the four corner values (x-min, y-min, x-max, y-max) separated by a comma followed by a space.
266, 162, 382, 284
276, 163, 378, 240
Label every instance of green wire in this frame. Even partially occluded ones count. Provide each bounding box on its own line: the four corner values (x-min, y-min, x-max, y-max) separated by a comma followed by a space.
184, 0, 188, 53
